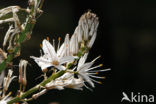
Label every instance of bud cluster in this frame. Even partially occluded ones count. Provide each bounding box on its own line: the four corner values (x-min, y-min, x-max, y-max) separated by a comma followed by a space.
0, 0, 110, 104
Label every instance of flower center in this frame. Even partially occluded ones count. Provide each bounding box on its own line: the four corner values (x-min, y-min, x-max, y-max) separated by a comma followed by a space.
51, 60, 59, 66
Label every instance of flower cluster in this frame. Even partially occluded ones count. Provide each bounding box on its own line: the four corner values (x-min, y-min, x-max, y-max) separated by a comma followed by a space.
0, 70, 16, 104
30, 11, 110, 95
0, 0, 110, 103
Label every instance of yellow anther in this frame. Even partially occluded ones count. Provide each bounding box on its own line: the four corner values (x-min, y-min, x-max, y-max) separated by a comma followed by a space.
58, 37, 61, 41
96, 72, 99, 75
98, 81, 102, 84
99, 64, 103, 67
8, 91, 12, 95
46, 37, 49, 41
40, 44, 42, 48
101, 76, 106, 79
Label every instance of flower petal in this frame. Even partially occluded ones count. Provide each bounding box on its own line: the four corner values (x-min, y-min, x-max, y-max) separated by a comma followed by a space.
79, 74, 94, 87
42, 39, 57, 60
55, 65, 66, 70
77, 62, 93, 72
30, 56, 52, 70
59, 56, 75, 65
57, 43, 65, 57
78, 53, 88, 68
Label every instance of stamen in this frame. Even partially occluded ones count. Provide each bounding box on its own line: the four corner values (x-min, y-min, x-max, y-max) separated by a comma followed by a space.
86, 64, 103, 71
99, 64, 103, 67
92, 55, 101, 62
8, 91, 12, 96
57, 37, 61, 50
40, 44, 42, 48
88, 74, 105, 79
97, 81, 102, 84
53, 39, 55, 49
88, 68, 111, 72
51, 60, 59, 66
101, 76, 105, 79
46, 37, 49, 41
58, 37, 61, 41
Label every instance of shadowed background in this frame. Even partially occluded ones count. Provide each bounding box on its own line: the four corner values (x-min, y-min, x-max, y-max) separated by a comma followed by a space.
0, 0, 156, 104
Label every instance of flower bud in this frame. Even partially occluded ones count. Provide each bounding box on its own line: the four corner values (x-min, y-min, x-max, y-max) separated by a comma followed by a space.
19, 60, 28, 86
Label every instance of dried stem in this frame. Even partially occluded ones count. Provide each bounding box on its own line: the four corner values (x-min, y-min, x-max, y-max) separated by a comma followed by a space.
0, 0, 43, 73
7, 70, 65, 104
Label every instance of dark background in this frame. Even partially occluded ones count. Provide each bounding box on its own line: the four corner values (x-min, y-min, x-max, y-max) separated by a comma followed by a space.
0, 0, 156, 104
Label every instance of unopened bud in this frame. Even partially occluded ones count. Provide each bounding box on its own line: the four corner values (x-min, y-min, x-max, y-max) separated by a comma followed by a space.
19, 60, 28, 86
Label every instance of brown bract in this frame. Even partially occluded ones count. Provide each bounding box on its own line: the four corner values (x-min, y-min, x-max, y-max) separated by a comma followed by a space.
0, 48, 7, 64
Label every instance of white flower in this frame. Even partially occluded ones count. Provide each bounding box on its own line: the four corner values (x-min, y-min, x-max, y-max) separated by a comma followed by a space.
77, 53, 111, 88
30, 36, 75, 71
45, 72, 84, 90
65, 77, 84, 90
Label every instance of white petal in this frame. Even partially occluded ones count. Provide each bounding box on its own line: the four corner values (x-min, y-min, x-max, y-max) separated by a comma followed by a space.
79, 74, 94, 87
55, 65, 66, 70
64, 34, 70, 56
57, 43, 65, 58
78, 53, 88, 68
88, 32, 97, 48
70, 33, 78, 55
30, 56, 52, 70
78, 62, 93, 72
77, 26, 83, 43
42, 39, 57, 60
59, 56, 75, 65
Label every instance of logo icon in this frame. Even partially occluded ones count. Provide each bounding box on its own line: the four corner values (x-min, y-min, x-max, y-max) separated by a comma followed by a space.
121, 92, 155, 103
121, 92, 131, 102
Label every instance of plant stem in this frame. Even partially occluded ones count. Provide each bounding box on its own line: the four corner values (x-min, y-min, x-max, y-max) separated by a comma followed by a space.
0, 0, 43, 73
7, 70, 65, 104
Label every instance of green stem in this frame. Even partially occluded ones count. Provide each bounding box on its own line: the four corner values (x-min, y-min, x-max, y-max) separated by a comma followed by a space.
7, 70, 65, 104
0, 0, 41, 73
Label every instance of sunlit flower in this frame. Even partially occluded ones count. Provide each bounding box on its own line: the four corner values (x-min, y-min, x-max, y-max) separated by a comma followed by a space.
76, 53, 110, 88
31, 36, 75, 71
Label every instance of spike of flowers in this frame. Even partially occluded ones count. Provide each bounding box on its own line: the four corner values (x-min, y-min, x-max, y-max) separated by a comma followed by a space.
0, 1, 111, 103
30, 39, 76, 71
